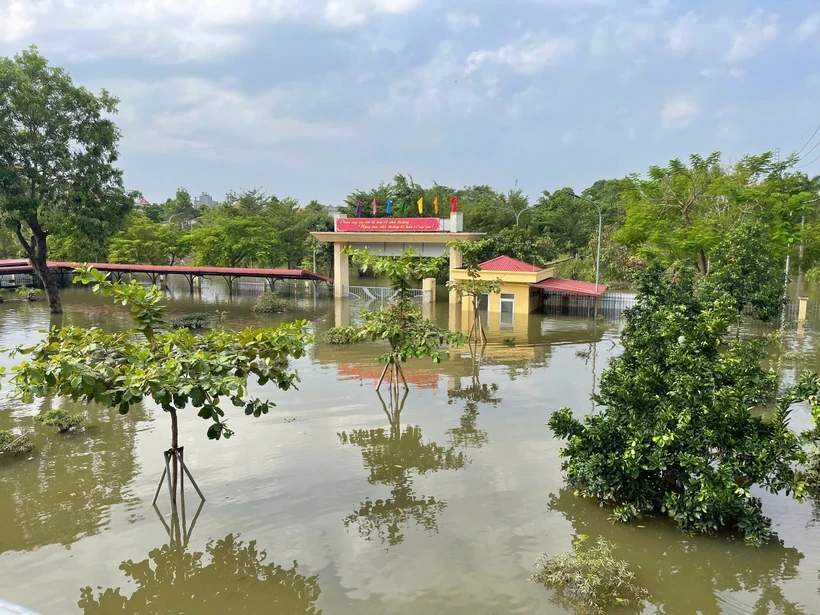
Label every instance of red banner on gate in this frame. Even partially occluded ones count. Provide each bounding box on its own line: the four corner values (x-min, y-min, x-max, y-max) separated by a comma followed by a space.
335, 218, 440, 232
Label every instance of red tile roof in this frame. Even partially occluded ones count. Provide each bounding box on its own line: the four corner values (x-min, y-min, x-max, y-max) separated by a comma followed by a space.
138, 199, 151, 206
531, 277, 608, 297
478, 255, 542, 272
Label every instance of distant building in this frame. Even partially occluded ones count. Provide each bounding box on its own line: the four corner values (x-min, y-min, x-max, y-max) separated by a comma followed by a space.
137, 198, 151, 207
194, 192, 213, 208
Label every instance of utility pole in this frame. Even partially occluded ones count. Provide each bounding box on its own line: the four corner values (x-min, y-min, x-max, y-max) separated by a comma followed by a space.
568, 193, 603, 292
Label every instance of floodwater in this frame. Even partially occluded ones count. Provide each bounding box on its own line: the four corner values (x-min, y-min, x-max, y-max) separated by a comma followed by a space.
1, 278, 820, 614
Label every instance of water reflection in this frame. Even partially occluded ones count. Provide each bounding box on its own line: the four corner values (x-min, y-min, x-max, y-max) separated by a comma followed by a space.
0, 397, 144, 555
446, 347, 499, 450
339, 390, 467, 547
77, 523, 322, 614
548, 488, 806, 615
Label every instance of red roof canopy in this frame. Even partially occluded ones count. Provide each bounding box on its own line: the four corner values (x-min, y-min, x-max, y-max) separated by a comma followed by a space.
478, 255, 541, 272
531, 278, 608, 297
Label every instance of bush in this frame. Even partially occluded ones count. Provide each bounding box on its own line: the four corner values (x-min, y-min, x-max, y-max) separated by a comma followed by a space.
168, 311, 226, 330
0, 429, 34, 456
16, 287, 43, 302
35, 409, 84, 433
252, 292, 289, 314
532, 535, 648, 614
502, 337, 516, 347
548, 262, 803, 545
324, 328, 357, 345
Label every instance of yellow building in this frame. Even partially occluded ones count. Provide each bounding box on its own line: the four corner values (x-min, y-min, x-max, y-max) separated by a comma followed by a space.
450, 255, 607, 316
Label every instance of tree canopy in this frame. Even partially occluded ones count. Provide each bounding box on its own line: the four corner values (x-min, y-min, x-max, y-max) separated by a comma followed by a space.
0, 46, 131, 313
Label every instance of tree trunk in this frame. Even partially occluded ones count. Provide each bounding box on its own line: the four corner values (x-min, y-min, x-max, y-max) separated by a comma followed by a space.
169, 407, 179, 503
17, 217, 62, 314
697, 246, 708, 276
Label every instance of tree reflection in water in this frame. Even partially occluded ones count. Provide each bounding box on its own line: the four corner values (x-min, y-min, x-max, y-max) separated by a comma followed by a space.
78, 508, 322, 615
446, 345, 499, 450
549, 488, 806, 615
339, 389, 467, 547
0, 395, 143, 555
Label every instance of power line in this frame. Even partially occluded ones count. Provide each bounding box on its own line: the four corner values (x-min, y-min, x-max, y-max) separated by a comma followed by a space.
796, 117, 820, 156
798, 137, 820, 163
797, 150, 820, 169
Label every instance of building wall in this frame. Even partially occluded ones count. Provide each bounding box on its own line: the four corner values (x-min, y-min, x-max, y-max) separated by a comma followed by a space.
461, 281, 540, 315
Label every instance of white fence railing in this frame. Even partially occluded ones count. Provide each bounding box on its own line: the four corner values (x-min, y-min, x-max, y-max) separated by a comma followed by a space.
348, 286, 423, 302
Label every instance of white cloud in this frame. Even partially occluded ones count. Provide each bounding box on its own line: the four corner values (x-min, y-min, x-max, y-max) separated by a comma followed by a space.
700, 66, 746, 80
445, 12, 480, 32
0, 0, 50, 43
667, 11, 699, 53
560, 129, 577, 145
0, 0, 424, 58
466, 33, 575, 75
660, 96, 699, 129
724, 9, 779, 62
796, 12, 820, 42
111, 76, 355, 156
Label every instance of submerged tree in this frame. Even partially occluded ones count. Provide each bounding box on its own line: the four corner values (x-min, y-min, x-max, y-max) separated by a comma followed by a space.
10, 266, 311, 508
327, 249, 463, 393
0, 47, 132, 313
548, 262, 804, 545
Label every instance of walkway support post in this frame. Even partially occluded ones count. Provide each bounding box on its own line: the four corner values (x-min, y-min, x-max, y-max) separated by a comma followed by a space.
799, 296, 808, 323
333, 243, 349, 298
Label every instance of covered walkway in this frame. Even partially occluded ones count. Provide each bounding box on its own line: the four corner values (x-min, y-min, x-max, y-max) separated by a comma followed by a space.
0, 259, 330, 294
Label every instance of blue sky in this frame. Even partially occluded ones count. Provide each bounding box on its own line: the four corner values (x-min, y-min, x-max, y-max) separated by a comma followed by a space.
1, 0, 819, 205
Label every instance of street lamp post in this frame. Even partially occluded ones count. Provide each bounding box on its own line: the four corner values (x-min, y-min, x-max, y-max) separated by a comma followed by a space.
568, 193, 603, 293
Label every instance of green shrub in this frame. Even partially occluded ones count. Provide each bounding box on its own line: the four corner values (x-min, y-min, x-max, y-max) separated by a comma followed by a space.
35, 409, 84, 433
548, 262, 803, 546
252, 292, 289, 314
15, 287, 43, 302
168, 311, 226, 330
502, 337, 516, 347
324, 328, 357, 345
0, 429, 34, 456
532, 535, 648, 615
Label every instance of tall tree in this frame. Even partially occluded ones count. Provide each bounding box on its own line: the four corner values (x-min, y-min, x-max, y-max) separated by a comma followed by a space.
0, 47, 130, 313
109, 212, 191, 265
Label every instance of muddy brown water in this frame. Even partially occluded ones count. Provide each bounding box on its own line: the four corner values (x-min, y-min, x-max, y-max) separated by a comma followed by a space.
1, 278, 819, 614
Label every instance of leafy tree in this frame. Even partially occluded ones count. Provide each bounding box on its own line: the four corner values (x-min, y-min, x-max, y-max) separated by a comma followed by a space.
0, 46, 132, 313
188, 206, 284, 268
162, 187, 198, 227
702, 222, 784, 322
108, 212, 191, 265
327, 249, 463, 392
489, 180, 531, 226
79, 533, 323, 614
532, 187, 599, 254
9, 266, 311, 503
142, 202, 164, 223
619, 153, 724, 274
548, 262, 804, 545
473, 226, 559, 267
554, 229, 643, 288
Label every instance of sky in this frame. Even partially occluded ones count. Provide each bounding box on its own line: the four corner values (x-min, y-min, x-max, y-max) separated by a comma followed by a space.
1, 0, 819, 206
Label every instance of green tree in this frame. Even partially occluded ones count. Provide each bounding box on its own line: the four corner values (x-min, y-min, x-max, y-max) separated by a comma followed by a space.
10, 266, 311, 504
327, 249, 463, 392
702, 222, 784, 322
548, 262, 804, 545
162, 187, 198, 227
188, 205, 284, 268
473, 226, 559, 267
109, 212, 191, 265
447, 241, 502, 345
532, 187, 598, 253
0, 46, 131, 313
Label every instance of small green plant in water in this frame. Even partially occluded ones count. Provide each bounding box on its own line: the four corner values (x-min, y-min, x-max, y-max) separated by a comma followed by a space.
15, 287, 43, 302
531, 535, 649, 615
0, 429, 34, 456
35, 409, 85, 433
252, 292, 290, 314
168, 311, 226, 330
502, 337, 516, 347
